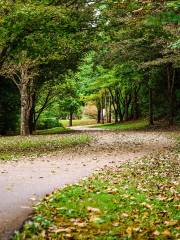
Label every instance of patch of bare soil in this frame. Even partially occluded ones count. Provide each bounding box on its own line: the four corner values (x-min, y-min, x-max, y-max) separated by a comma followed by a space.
0, 130, 174, 239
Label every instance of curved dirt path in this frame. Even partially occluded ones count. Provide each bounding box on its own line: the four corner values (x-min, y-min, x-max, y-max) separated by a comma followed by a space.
0, 129, 173, 239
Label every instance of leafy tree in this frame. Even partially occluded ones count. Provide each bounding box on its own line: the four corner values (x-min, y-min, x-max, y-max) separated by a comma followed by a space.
0, 0, 98, 135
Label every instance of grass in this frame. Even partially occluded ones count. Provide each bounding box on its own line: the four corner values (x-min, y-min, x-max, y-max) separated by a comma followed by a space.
60, 119, 97, 128
0, 134, 91, 161
35, 127, 72, 135
95, 119, 148, 131
13, 140, 180, 239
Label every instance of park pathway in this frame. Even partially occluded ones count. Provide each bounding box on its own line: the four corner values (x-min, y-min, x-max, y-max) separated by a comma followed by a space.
0, 128, 173, 239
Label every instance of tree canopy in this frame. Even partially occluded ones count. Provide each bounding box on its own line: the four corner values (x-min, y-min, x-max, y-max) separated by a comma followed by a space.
0, 0, 180, 135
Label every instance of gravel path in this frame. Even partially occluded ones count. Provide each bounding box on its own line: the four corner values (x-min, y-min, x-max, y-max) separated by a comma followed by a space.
0, 130, 174, 239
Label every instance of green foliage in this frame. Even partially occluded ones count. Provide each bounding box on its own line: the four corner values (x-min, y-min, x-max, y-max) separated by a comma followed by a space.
0, 0, 180, 134
35, 127, 71, 135
0, 0, 98, 135
36, 118, 61, 130
96, 119, 148, 131
60, 119, 97, 128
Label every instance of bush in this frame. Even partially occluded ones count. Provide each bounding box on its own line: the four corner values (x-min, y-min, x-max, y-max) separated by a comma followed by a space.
36, 118, 62, 130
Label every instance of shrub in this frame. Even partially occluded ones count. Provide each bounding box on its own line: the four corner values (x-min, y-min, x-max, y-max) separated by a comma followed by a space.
36, 118, 62, 130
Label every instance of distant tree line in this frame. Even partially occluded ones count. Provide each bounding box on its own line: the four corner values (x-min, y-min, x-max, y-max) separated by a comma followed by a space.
77, 0, 180, 126
0, 0, 179, 135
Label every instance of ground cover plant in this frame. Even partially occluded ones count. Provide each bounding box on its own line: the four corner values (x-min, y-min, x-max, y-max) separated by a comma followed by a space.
95, 120, 149, 131
13, 138, 180, 239
35, 127, 72, 135
0, 134, 91, 161
60, 119, 97, 128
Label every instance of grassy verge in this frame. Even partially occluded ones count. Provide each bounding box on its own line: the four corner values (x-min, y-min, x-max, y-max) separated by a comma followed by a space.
60, 119, 97, 128
0, 134, 91, 161
13, 142, 180, 239
35, 127, 72, 135
95, 119, 148, 131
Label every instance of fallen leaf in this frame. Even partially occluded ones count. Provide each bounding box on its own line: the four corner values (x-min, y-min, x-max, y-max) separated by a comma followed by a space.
153, 230, 160, 236
107, 188, 118, 194
112, 222, 119, 227
87, 207, 100, 213
121, 213, 129, 218
126, 227, 133, 237
164, 220, 178, 226
162, 229, 171, 237
74, 222, 87, 227
141, 202, 153, 210
53, 228, 72, 233
89, 216, 103, 223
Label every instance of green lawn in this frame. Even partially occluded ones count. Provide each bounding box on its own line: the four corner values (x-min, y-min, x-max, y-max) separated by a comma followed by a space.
0, 134, 91, 161
95, 119, 148, 131
13, 139, 180, 239
60, 119, 97, 128
35, 127, 72, 135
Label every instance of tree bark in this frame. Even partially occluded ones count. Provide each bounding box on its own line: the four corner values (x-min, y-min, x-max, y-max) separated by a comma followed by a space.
96, 99, 101, 124
105, 94, 108, 123
133, 89, 139, 120
20, 84, 32, 136
97, 108, 101, 123
69, 112, 73, 127
167, 64, 175, 126
114, 110, 118, 124
101, 109, 104, 124
149, 87, 154, 125
101, 96, 104, 124
108, 96, 112, 123
19, 64, 35, 136
29, 93, 36, 134
115, 88, 123, 122
124, 94, 131, 121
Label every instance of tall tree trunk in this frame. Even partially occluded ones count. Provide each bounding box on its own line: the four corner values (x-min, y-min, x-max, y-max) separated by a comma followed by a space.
69, 112, 73, 127
105, 94, 108, 123
115, 88, 123, 123
167, 64, 175, 126
108, 97, 112, 123
29, 93, 36, 134
97, 108, 101, 123
133, 89, 139, 120
101, 96, 104, 124
20, 84, 32, 136
124, 95, 129, 121
96, 100, 101, 124
149, 87, 154, 125
114, 110, 118, 124
108, 88, 119, 124
118, 110, 123, 122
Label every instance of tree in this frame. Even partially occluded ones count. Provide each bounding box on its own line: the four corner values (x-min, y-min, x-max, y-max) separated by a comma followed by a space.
58, 75, 82, 127
0, 0, 98, 135
1, 53, 38, 135
92, 0, 180, 125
